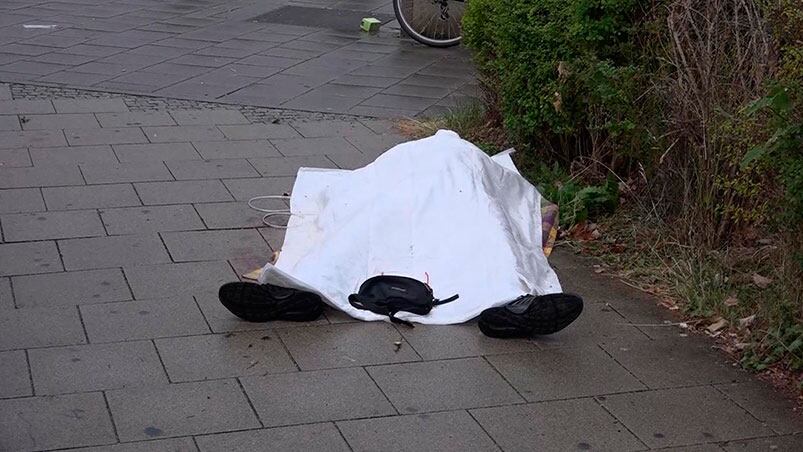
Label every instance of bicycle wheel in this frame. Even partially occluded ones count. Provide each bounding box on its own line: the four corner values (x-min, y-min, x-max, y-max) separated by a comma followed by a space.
393, 0, 466, 48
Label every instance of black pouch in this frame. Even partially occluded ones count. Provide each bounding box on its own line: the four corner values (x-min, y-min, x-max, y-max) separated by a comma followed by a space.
348, 275, 459, 327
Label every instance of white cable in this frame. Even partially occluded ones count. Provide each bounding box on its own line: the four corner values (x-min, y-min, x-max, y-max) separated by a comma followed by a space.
248, 195, 292, 229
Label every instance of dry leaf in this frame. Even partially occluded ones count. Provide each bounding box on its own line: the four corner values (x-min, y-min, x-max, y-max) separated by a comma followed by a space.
723, 294, 739, 307
706, 318, 728, 333
752, 273, 772, 289
739, 314, 756, 328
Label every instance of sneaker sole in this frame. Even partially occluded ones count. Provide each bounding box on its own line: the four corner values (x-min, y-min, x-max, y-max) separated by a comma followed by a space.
478, 293, 583, 338
218, 282, 324, 323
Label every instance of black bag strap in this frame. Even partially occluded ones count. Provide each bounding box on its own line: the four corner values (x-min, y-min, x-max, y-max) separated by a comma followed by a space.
433, 294, 459, 306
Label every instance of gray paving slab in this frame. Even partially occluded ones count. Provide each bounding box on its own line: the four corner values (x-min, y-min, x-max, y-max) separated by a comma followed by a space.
96, 111, 176, 127
144, 125, 226, 142
247, 156, 335, 176
193, 291, 328, 334
165, 158, 260, 180
80, 296, 209, 342
398, 322, 538, 360
0, 187, 45, 213
0, 99, 54, 114
0, 306, 85, 350
59, 234, 172, 270
161, 228, 269, 262
28, 340, 167, 394
81, 161, 173, 184
107, 379, 260, 441
533, 301, 650, 348
113, 142, 201, 162
192, 139, 280, 159
221, 176, 296, 201
43, 183, 141, 210
0, 393, 116, 451
22, 113, 100, 130
155, 330, 296, 382
0, 277, 12, 310
289, 119, 375, 137
337, 410, 497, 452
170, 109, 248, 125
12, 268, 131, 308
53, 98, 128, 113
600, 336, 748, 388
1, 210, 105, 241
600, 386, 775, 448
326, 151, 375, 169
195, 423, 351, 452
278, 322, 421, 370
65, 126, 148, 146
0, 115, 20, 131
716, 381, 803, 434
367, 357, 523, 414
0, 241, 63, 276
100, 204, 205, 234
722, 435, 803, 451
0, 128, 69, 148
218, 123, 301, 140
124, 261, 236, 300
194, 201, 267, 229
486, 346, 646, 402
242, 366, 394, 426
69, 437, 199, 452
30, 144, 119, 166
471, 398, 645, 452
345, 132, 407, 156
135, 179, 234, 205
271, 136, 360, 156
0, 350, 31, 398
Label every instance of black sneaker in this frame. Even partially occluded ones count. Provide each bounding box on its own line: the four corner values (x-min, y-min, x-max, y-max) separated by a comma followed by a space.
478, 293, 583, 338
218, 282, 324, 323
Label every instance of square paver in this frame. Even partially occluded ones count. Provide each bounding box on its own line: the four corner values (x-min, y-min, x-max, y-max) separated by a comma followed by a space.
107, 379, 260, 441
600, 337, 748, 388
100, 204, 205, 234
60, 234, 171, 270
0, 277, 11, 309
398, 322, 538, 360
28, 341, 167, 394
0, 129, 69, 148
278, 322, 420, 370
192, 140, 280, 159
0, 116, 21, 132
0, 165, 84, 188
195, 423, 351, 452
486, 347, 646, 401
0, 393, 116, 451
0, 306, 85, 350
22, 113, 100, 130
12, 268, 131, 307
599, 386, 774, 448
161, 229, 269, 262
124, 261, 236, 299
143, 125, 225, 142
1, 210, 105, 241
0, 148, 31, 167
65, 127, 148, 146
0, 241, 62, 276
471, 398, 645, 452
134, 180, 234, 205
0, 350, 32, 398
113, 142, 201, 162
367, 357, 522, 414
0, 188, 45, 213
0, 99, 54, 114
80, 161, 173, 184
80, 296, 209, 342
241, 367, 396, 426
155, 330, 296, 381
165, 158, 260, 180
43, 184, 141, 210
337, 410, 497, 452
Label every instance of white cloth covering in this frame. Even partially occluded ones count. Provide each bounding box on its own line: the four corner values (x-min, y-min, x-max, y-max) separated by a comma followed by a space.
258, 130, 561, 324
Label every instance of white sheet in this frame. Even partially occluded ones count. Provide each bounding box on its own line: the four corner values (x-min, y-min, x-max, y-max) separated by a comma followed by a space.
258, 130, 561, 324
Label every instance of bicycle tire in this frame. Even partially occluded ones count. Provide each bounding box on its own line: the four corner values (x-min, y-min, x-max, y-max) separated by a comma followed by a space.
393, 0, 464, 48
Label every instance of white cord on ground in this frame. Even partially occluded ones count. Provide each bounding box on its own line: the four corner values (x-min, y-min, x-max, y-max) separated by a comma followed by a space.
248, 195, 292, 229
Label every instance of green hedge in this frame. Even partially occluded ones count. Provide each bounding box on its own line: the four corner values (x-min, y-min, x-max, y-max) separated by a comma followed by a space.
463, 0, 648, 160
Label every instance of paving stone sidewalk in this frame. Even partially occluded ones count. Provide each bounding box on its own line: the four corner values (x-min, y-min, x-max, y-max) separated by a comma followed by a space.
0, 84, 801, 452
0, 0, 477, 118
